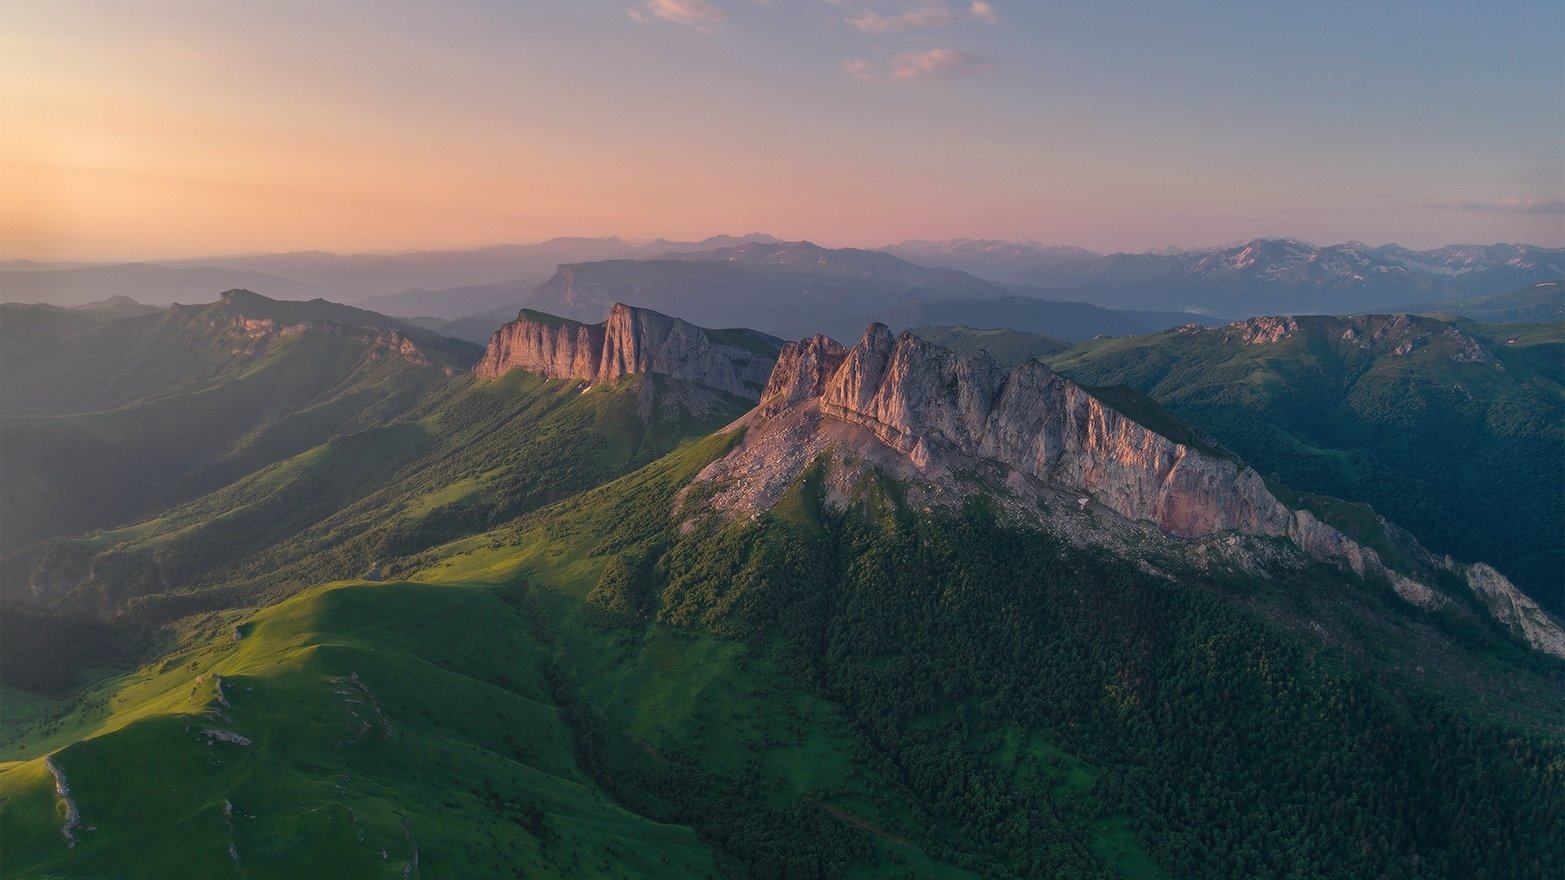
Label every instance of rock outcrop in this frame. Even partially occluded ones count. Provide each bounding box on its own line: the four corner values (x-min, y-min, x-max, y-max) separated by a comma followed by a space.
44, 756, 83, 846
476, 303, 779, 399
716, 324, 1565, 658
794, 325, 1294, 540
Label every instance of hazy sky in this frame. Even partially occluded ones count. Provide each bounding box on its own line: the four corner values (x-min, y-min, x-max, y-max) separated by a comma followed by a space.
3, 0, 1562, 260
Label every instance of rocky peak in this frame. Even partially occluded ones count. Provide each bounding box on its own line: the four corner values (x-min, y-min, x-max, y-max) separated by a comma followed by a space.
760, 335, 847, 414
700, 325, 1565, 658
1227, 315, 1300, 345
475, 303, 779, 399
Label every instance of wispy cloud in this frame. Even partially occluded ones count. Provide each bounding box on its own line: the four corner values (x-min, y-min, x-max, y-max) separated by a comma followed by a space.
630, 0, 730, 28
847, 1, 999, 33
1424, 197, 1565, 214
847, 47, 993, 81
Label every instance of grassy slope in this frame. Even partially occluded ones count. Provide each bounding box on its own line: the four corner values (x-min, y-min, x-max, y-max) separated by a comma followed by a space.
5, 425, 1563, 877
0, 291, 479, 418
0, 330, 453, 556
0, 581, 719, 880
0, 437, 976, 879
909, 326, 1072, 369
6, 370, 754, 630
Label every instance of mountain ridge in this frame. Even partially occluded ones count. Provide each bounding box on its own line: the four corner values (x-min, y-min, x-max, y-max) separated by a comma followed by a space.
694, 322, 1565, 658
475, 303, 781, 399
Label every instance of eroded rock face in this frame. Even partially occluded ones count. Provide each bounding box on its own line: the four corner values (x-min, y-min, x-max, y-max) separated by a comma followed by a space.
715, 324, 1565, 658
474, 318, 605, 381
813, 327, 1290, 539
1464, 563, 1565, 658
760, 335, 848, 414
476, 303, 778, 399
1229, 315, 1300, 345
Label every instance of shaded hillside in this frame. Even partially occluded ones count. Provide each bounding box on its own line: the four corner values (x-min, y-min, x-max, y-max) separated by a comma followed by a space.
842, 295, 1221, 344
0, 290, 478, 416
0, 293, 481, 555
1413, 280, 1565, 323
1048, 314, 1565, 614
909, 326, 1072, 369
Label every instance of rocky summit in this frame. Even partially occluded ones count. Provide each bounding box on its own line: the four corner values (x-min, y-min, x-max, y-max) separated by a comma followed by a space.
475, 302, 780, 399
700, 323, 1565, 658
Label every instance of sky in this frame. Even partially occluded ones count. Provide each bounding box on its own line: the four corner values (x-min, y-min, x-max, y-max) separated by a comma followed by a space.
2, 0, 1562, 260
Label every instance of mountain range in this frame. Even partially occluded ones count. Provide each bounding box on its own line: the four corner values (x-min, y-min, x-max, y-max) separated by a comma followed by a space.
1, 282, 1561, 878
7, 238, 1560, 339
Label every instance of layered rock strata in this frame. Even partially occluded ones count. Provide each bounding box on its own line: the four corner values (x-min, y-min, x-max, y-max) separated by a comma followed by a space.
476, 303, 778, 399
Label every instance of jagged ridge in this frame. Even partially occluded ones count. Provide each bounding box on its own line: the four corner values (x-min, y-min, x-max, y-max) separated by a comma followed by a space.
476, 303, 780, 399
730, 324, 1565, 658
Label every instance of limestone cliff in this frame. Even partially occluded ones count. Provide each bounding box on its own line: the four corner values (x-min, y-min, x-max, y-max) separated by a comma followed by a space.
713, 324, 1565, 658
476, 303, 780, 399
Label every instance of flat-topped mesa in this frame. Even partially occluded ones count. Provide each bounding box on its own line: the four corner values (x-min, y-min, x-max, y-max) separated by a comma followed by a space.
475, 303, 780, 399
747, 324, 1565, 657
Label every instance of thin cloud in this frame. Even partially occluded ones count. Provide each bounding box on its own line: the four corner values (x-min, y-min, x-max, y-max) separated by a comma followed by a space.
1424, 197, 1565, 214
843, 58, 876, 80
890, 47, 991, 79
847, 47, 993, 81
631, 0, 730, 28
847, 1, 999, 33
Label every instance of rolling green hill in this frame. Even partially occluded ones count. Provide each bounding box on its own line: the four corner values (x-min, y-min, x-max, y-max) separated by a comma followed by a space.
5, 424, 1561, 878
3, 369, 755, 633
0, 289, 478, 417
5, 300, 1563, 879
0, 290, 485, 555
1, 327, 471, 558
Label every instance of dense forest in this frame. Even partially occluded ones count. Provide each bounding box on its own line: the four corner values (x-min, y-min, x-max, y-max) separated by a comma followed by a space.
569, 473, 1565, 879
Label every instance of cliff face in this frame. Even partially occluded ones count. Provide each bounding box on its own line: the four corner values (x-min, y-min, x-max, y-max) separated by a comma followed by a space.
475, 303, 780, 399
792, 324, 1292, 539
733, 323, 1565, 658
473, 316, 605, 381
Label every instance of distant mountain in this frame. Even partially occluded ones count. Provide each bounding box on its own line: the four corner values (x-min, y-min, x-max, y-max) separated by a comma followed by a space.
0, 234, 785, 312
1007, 239, 1565, 316
517, 240, 1213, 341
517, 242, 997, 337
1411, 280, 1565, 323
825, 294, 1223, 345
72, 296, 164, 319
0, 263, 324, 307
402, 307, 520, 344
358, 276, 553, 320
880, 238, 1100, 281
